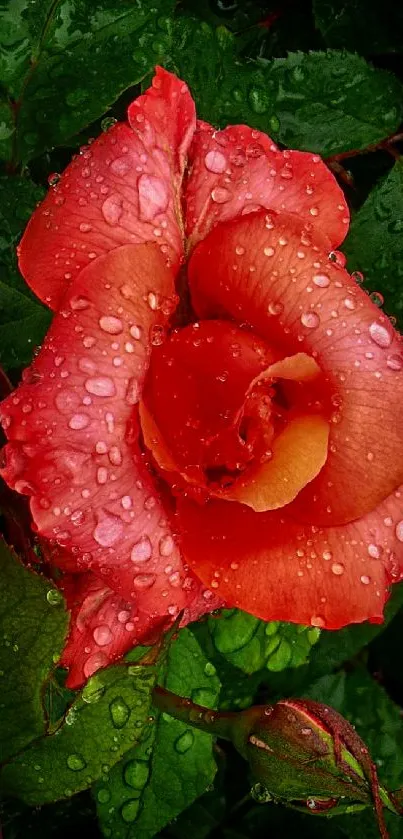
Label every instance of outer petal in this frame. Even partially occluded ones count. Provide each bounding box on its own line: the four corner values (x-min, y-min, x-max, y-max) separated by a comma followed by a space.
185, 122, 349, 250
178, 487, 403, 630
188, 211, 403, 524
18, 68, 196, 310
0, 245, 192, 616
60, 570, 221, 688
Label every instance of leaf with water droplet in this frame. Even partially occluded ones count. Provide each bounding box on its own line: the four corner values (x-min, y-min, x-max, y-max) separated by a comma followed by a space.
95, 628, 221, 839
1, 662, 156, 804
0, 540, 68, 762
206, 609, 320, 675
344, 160, 403, 325
1, 0, 176, 163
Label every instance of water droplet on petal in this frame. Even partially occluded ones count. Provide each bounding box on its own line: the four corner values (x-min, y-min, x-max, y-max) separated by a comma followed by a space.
313, 273, 330, 288
131, 536, 152, 562
48, 172, 61, 187
300, 311, 320, 329
268, 301, 283, 316
93, 513, 123, 547
93, 624, 113, 646
138, 174, 169, 221
85, 377, 116, 397
370, 291, 384, 308
204, 150, 227, 173
395, 520, 403, 542
367, 544, 382, 559
69, 413, 90, 430
331, 562, 344, 575
211, 187, 231, 204
99, 316, 123, 334
386, 354, 403, 371
310, 615, 325, 628
83, 651, 108, 678
369, 322, 392, 348
133, 573, 156, 589
101, 194, 123, 225
159, 534, 174, 556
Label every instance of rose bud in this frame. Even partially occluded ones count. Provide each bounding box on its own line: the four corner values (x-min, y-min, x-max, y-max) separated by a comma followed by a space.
153, 687, 402, 838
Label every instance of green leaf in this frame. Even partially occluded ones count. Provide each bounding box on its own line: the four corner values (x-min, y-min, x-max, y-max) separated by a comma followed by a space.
0, 662, 156, 803
95, 628, 221, 839
168, 19, 403, 154
303, 667, 403, 790
313, 0, 403, 55
344, 159, 403, 322
0, 97, 14, 160
207, 609, 320, 674
0, 175, 51, 369
0, 0, 175, 163
0, 540, 68, 763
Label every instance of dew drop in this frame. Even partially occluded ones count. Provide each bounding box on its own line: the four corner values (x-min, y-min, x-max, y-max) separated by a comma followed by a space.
159, 534, 174, 556
331, 562, 344, 576
93, 624, 113, 646
70, 295, 91, 311
109, 696, 130, 729
131, 536, 152, 562
395, 520, 403, 542
367, 544, 381, 559
204, 150, 227, 173
211, 187, 231, 204
370, 291, 384, 308
360, 575, 370, 585
174, 729, 194, 753
310, 615, 325, 628
313, 273, 330, 288
69, 413, 90, 430
85, 377, 116, 397
67, 753, 86, 771
300, 311, 320, 329
93, 513, 123, 547
264, 246, 275, 257
101, 194, 123, 225
386, 354, 403, 371
125, 378, 140, 405
48, 173, 60, 187
369, 322, 392, 348
138, 174, 169, 221
268, 301, 283, 316
83, 651, 108, 678
124, 758, 150, 789
99, 316, 123, 334
133, 573, 156, 589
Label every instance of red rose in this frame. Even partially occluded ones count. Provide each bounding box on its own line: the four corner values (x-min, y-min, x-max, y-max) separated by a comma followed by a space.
1, 68, 403, 687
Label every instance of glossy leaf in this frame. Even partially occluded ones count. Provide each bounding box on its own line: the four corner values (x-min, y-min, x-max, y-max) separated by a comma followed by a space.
95, 628, 220, 839
0, 541, 68, 763
207, 610, 320, 675
0, 0, 175, 163
168, 18, 403, 154
344, 160, 403, 322
0, 662, 156, 803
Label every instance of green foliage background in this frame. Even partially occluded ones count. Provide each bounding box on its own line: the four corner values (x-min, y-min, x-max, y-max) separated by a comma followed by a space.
1, 1, 403, 838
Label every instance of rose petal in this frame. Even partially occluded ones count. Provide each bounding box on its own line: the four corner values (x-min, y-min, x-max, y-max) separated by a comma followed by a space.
18, 68, 196, 310
227, 414, 329, 512
178, 486, 403, 629
0, 245, 192, 618
185, 122, 349, 250
188, 211, 403, 524
60, 569, 221, 688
